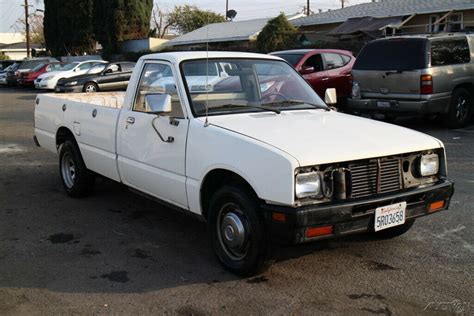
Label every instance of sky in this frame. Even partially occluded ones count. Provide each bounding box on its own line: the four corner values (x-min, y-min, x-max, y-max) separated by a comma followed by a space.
0, 0, 372, 33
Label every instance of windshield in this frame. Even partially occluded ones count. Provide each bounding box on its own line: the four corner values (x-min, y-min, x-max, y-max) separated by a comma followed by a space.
181, 59, 327, 116
273, 53, 305, 66
31, 63, 45, 72
354, 38, 427, 71
87, 63, 107, 74
60, 63, 79, 71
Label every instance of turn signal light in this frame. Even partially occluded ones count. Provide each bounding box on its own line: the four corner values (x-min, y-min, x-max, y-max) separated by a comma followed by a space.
272, 212, 286, 222
429, 200, 445, 213
306, 225, 334, 238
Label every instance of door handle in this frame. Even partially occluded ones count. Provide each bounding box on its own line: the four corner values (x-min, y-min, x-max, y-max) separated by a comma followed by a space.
322, 78, 329, 81
126, 117, 135, 124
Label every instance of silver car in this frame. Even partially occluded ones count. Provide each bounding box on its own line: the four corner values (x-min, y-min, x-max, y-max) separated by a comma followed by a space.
348, 33, 474, 128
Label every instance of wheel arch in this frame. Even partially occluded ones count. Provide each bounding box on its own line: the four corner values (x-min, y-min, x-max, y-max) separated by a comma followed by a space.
56, 126, 77, 150
453, 82, 474, 95
200, 168, 260, 219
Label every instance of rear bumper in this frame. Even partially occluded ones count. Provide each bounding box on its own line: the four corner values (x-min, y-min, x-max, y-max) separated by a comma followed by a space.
347, 96, 451, 115
262, 180, 454, 244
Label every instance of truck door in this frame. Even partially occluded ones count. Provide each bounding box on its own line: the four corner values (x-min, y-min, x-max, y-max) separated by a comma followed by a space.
116, 62, 189, 209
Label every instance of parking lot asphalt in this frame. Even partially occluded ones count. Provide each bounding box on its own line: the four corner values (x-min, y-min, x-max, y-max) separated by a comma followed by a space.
0, 87, 473, 315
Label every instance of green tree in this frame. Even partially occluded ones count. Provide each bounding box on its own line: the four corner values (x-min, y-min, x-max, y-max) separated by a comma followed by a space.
167, 5, 226, 34
93, 0, 153, 55
44, 0, 95, 56
257, 14, 297, 53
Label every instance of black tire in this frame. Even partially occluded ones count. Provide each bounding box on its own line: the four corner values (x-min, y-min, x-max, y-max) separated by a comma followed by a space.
208, 184, 272, 276
373, 220, 415, 239
444, 88, 473, 128
83, 82, 98, 93
59, 140, 95, 197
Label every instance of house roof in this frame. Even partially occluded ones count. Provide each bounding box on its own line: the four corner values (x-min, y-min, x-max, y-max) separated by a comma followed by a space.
0, 42, 43, 50
166, 18, 271, 46
166, 13, 306, 47
292, 0, 474, 27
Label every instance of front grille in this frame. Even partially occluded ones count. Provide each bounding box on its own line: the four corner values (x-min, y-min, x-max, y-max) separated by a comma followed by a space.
349, 157, 402, 199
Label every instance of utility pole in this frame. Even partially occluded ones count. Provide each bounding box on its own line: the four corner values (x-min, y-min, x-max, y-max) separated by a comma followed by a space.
22, 0, 31, 58
226, 0, 229, 20
307, 0, 310, 15
341, 0, 345, 8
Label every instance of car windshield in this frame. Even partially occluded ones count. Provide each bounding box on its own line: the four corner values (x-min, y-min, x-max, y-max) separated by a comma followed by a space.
273, 53, 306, 66
354, 38, 427, 71
87, 63, 107, 74
31, 63, 45, 72
181, 58, 327, 116
60, 63, 79, 71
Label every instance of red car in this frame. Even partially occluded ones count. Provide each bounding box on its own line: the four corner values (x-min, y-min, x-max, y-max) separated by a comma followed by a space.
270, 49, 355, 102
18, 62, 66, 87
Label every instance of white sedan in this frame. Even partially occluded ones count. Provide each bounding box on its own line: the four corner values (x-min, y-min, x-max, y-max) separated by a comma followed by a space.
35, 60, 106, 90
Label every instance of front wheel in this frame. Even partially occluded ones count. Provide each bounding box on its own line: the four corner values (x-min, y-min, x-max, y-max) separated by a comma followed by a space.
444, 88, 473, 128
208, 185, 272, 276
59, 140, 95, 197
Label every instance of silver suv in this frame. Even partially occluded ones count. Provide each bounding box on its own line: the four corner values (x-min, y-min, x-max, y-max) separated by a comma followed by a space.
348, 33, 474, 128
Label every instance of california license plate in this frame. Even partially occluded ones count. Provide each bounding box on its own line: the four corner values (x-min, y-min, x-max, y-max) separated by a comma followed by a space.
374, 202, 406, 232
377, 101, 391, 108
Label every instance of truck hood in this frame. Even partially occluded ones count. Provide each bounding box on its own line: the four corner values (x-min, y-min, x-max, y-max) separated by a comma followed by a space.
206, 110, 442, 166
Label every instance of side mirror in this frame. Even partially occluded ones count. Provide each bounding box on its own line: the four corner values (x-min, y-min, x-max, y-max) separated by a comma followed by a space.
325, 88, 337, 105
145, 94, 172, 115
300, 66, 315, 75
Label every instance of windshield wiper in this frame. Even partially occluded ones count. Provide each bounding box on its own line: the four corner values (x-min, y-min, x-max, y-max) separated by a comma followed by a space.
209, 103, 281, 114
261, 99, 330, 111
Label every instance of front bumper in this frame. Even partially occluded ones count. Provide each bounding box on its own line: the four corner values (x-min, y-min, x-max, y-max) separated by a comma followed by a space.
347, 96, 451, 115
262, 180, 454, 244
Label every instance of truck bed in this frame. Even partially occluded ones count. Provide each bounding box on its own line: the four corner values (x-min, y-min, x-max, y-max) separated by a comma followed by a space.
43, 92, 125, 109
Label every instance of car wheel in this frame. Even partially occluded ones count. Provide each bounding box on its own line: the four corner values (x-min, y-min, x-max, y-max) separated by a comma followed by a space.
59, 140, 95, 197
208, 184, 272, 276
84, 82, 98, 93
445, 88, 473, 128
372, 220, 415, 239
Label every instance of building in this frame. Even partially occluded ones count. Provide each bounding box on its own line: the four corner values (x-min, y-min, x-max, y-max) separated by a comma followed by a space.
165, 13, 306, 50
0, 42, 45, 60
292, 0, 474, 43
0, 33, 24, 45
121, 37, 169, 53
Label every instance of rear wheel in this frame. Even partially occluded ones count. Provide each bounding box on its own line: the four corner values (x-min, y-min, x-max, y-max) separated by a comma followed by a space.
84, 82, 98, 93
444, 88, 473, 128
208, 184, 272, 276
59, 140, 95, 197
372, 220, 415, 239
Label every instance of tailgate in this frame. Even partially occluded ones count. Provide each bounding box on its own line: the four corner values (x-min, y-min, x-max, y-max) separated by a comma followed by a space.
353, 69, 422, 100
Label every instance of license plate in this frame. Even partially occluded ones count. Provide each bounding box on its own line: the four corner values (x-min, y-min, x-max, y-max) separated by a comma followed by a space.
377, 101, 391, 108
374, 202, 406, 232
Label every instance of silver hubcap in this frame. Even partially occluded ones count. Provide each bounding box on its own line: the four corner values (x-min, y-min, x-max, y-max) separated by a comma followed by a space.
217, 203, 249, 260
85, 84, 96, 93
61, 152, 75, 188
455, 96, 468, 121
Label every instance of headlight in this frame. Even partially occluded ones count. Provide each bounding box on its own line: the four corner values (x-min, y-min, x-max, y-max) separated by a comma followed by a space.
419, 153, 439, 176
65, 81, 77, 86
295, 172, 322, 199
351, 81, 361, 99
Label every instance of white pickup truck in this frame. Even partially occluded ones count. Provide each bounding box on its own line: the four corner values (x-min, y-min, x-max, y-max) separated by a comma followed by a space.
34, 52, 454, 276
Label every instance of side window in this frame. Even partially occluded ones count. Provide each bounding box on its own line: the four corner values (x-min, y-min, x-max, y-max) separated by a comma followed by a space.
431, 38, 470, 66
133, 63, 184, 118
323, 53, 345, 70
79, 62, 91, 71
303, 54, 323, 72
341, 54, 351, 65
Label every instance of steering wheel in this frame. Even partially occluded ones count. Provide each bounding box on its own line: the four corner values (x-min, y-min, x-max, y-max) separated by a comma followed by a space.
260, 92, 288, 103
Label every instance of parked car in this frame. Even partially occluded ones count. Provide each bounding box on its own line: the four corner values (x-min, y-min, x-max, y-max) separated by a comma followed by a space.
0, 60, 18, 71
0, 62, 20, 85
5, 62, 21, 86
18, 62, 66, 87
271, 49, 355, 103
348, 33, 474, 128
35, 60, 107, 90
55, 62, 136, 93
13, 58, 58, 85
34, 52, 453, 276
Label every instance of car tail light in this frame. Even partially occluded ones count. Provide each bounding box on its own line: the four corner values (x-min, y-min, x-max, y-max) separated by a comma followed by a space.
420, 75, 433, 94
306, 225, 334, 238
